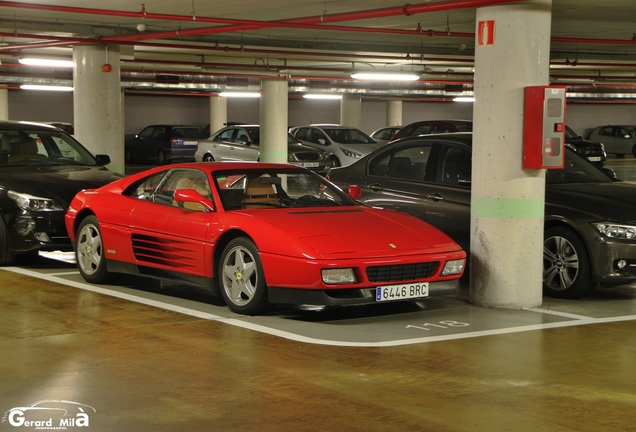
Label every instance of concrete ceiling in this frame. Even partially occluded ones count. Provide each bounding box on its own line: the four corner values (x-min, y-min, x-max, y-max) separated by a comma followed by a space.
0, 0, 635, 102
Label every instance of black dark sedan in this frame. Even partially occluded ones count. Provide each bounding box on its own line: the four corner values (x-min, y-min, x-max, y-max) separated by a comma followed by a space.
125, 124, 204, 165
565, 125, 606, 167
0, 121, 121, 265
328, 133, 636, 299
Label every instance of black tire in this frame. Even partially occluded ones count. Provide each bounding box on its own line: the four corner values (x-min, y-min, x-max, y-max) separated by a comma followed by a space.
156, 149, 167, 165
330, 156, 341, 167
0, 218, 15, 266
218, 237, 270, 315
203, 153, 214, 162
76, 215, 110, 284
543, 226, 593, 298
124, 147, 133, 163
632, 145, 636, 158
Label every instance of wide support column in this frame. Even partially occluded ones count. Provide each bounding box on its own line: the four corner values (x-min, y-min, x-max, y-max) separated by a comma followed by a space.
470, 0, 552, 308
259, 78, 288, 163
386, 100, 403, 126
209, 96, 227, 136
0, 89, 8, 120
340, 94, 361, 128
73, 45, 124, 174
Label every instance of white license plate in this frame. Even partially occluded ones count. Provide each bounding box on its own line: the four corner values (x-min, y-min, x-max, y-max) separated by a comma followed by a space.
302, 162, 319, 167
376, 282, 429, 302
588, 156, 601, 161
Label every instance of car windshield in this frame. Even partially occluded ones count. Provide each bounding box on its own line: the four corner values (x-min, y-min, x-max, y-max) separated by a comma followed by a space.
546, 149, 613, 184
213, 168, 358, 210
322, 128, 376, 144
0, 128, 99, 167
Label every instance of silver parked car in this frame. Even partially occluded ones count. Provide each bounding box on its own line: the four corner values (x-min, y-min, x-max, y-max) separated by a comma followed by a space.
194, 125, 331, 174
588, 125, 636, 157
289, 124, 380, 167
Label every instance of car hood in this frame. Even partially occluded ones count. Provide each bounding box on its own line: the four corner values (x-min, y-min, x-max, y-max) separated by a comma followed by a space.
236, 206, 462, 258
546, 181, 636, 223
1, 165, 122, 208
565, 137, 601, 150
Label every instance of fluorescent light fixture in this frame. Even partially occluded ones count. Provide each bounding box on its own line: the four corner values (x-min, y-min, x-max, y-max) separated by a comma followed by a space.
19, 58, 74, 68
20, 84, 74, 92
453, 96, 475, 102
303, 94, 342, 100
218, 91, 261, 98
351, 72, 420, 81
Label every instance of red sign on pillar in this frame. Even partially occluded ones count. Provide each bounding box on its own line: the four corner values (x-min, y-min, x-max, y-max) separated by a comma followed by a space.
478, 20, 495, 46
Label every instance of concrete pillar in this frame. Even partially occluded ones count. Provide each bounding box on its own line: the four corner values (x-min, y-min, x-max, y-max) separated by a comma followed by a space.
209, 96, 227, 137
259, 78, 288, 163
469, 0, 551, 308
386, 100, 403, 126
340, 94, 362, 128
0, 89, 8, 120
73, 45, 124, 174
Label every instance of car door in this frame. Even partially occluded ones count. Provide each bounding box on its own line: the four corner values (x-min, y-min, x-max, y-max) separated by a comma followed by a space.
421, 142, 472, 251
211, 127, 259, 162
360, 141, 433, 221
595, 126, 620, 155
126, 168, 214, 277
129, 126, 156, 160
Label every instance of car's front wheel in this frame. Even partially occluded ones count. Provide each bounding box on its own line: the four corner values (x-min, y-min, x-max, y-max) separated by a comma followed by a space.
156, 150, 166, 165
218, 237, 270, 315
330, 156, 341, 167
203, 153, 214, 162
76, 215, 110, 284
543, 226, 592, 298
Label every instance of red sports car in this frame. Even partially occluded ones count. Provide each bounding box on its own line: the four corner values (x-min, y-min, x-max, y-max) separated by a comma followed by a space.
65, 162, 466, 315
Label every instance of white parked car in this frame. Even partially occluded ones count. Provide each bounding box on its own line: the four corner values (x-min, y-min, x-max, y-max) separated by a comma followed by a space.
588, 125, 636, 157
289, 124, 380, 166
194, 125, 331, 174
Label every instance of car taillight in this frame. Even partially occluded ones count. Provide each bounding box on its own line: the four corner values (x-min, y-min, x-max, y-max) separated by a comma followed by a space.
170, 138, 178, 147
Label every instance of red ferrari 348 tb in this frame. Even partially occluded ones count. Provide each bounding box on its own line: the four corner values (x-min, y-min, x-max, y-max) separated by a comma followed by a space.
65, 162, 466, 315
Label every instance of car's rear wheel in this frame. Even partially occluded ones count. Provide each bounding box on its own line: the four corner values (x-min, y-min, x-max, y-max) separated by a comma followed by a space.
543, 226, 592, 298
156, 150, 166, 165
76, 215, 110, 284
219, 237, 270, 315
203, 153, 214, 162
0, 218, 15, 266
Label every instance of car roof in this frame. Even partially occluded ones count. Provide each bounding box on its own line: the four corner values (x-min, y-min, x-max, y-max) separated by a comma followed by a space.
0, 120, 60, 131
145, 161, 305, 172
393, 132, 473, 146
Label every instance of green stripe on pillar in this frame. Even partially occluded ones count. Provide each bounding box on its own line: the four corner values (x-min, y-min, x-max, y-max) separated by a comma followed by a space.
472, 197, 544, 219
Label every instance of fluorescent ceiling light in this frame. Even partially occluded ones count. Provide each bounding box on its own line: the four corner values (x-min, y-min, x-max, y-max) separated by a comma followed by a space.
20, 84, 74, 92
453, 96, 475, 102
218, 91, 261, 98
351, 72, 420, 81
19, 58, 74, 68
303, 94, 342, 100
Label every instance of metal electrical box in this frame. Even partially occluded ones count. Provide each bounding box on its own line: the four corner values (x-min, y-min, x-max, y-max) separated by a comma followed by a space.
523, 86, 567, 169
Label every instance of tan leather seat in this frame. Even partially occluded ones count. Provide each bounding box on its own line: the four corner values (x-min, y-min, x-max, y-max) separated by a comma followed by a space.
10, 138, 46, 162
242, 178, 280, 208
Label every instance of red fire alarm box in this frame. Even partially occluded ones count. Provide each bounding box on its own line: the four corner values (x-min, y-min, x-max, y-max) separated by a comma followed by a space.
523, 86, 566, 169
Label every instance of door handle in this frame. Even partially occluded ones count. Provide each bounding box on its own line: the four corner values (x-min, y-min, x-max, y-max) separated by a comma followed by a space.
426, 193, 445, 202
369, 183, 383, 191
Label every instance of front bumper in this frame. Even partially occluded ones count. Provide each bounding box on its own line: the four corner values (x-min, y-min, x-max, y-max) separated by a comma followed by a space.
268, 279, 460, 306
6, 210, 72, 254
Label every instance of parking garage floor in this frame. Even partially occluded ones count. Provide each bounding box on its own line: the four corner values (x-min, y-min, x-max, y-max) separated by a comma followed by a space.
1, 157, 636, 432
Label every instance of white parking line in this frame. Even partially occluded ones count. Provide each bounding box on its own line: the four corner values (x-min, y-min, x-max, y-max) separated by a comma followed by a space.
6, 266, 636, 347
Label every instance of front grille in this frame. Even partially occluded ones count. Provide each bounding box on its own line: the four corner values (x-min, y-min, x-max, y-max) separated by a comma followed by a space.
366, 262, 440, 283
294, 151, 321, 161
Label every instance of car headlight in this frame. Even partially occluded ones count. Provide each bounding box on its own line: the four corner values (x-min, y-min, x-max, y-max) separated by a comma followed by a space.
340, 149, 362, 159
441, 259, 466, 276
288, 153, 299, 162
593, 222, 636, 240
8, 190, 63, 212
322, 268, 357, 284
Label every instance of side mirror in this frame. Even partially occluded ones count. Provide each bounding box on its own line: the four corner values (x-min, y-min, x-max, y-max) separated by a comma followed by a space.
174, 189, 215, 211
95, 154, 111, 166
347, 185, 362, 200
318, 138, 327, 145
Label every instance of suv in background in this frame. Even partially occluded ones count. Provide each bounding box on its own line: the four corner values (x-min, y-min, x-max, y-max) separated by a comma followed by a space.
588, 125, 636, 158
125, 124, 204, 165
289, 124, 380, 167
565, 126, 606, 167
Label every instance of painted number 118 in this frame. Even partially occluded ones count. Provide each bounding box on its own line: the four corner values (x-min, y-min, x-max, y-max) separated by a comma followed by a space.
406, 321, 470, 331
